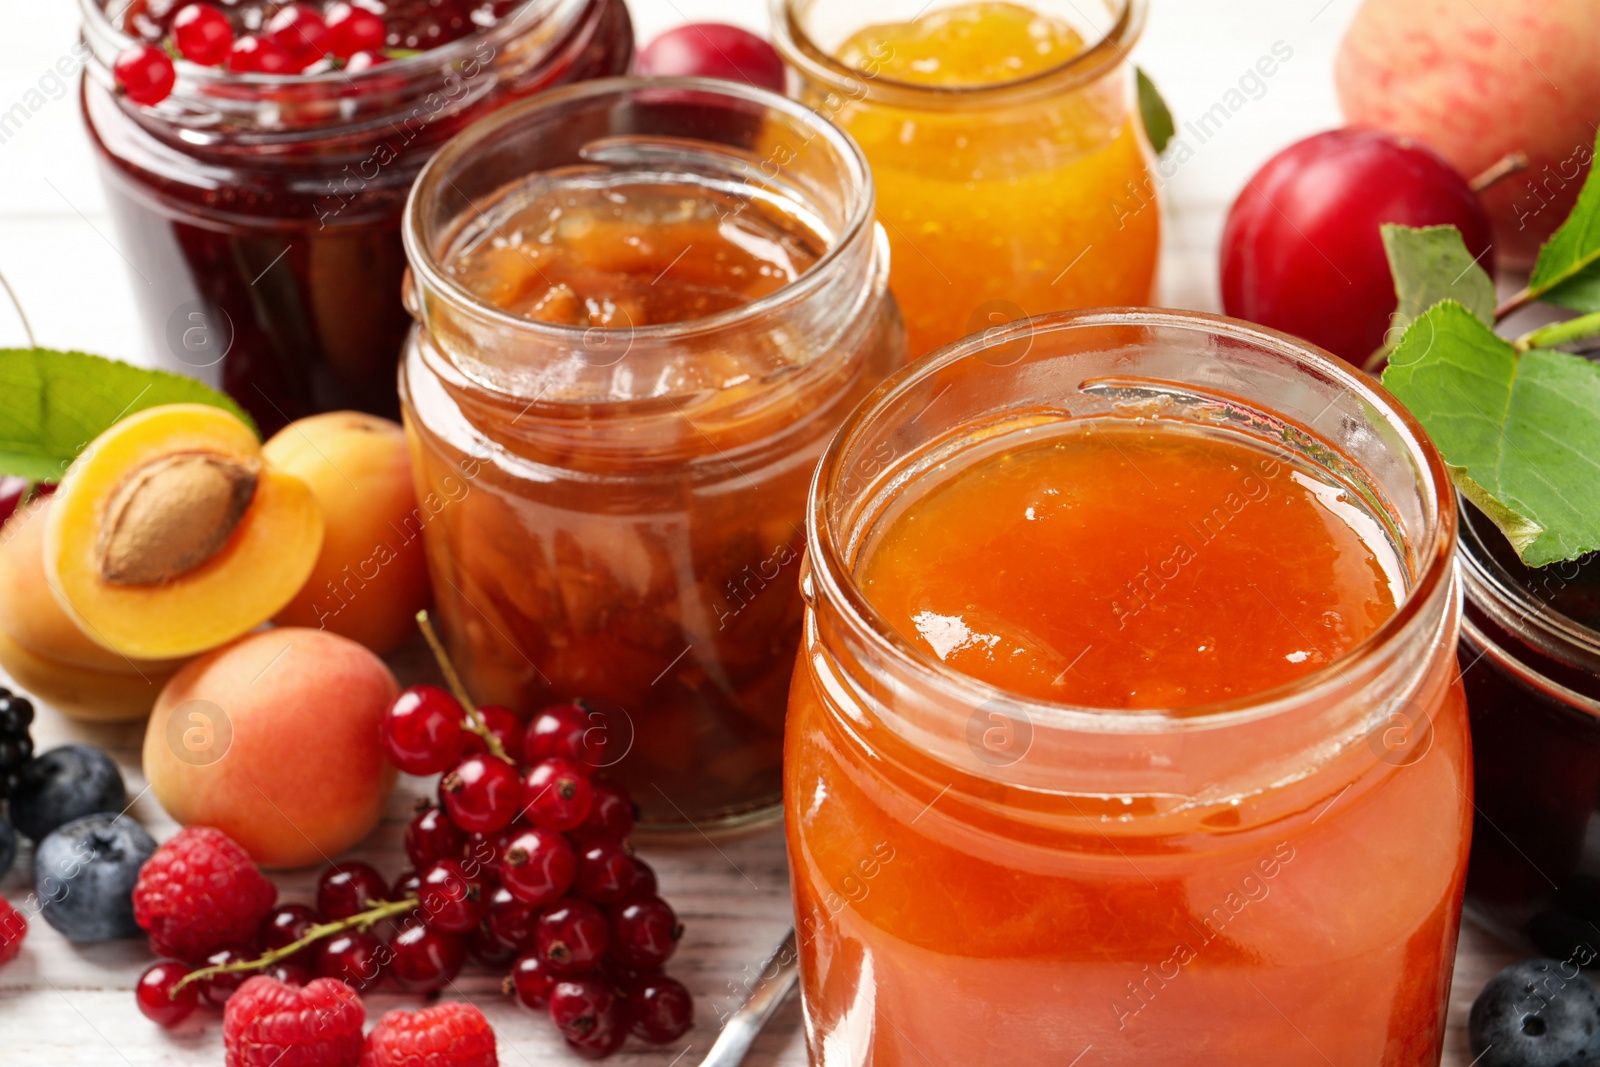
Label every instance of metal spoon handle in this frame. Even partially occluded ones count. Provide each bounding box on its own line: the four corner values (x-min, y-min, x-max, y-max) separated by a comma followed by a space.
699, 927, 800, 1067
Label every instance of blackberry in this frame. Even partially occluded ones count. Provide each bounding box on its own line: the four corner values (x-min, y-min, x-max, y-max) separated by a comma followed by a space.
0, 688, 35, 799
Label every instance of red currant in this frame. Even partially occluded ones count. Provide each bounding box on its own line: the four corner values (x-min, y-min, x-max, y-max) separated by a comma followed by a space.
441, 754, 523, 833
136, 961, 198, 1028
196, 945, 251, 1007
392, 868, 422, 902
498, 826, 576, 907
463, 704, 523, 763
535, 899, 609, 976
170, 3, 233, 65
418, 859, 486, 934
637, 23, 787, 93
463, 826, 521, 885
344, 50, 386, 71
265, 3, 329, 69
316, 929, 386, 991
388, 922, 466, 994
524, 700, 608, 768
384, 685, 466, 775
405, 803, 467, 870
485, 885, 539, 953
622, 974, 695, 1044
227, 35, 296, 74
551, 977, 625, 1058
522, 757, 594, 832
317, 862, 390, 921
627, 858, 659, 901
574, 843, 636, 905
571, 779, 635, 845
609, 897, 682, 969
506, 952, 556, 1010
258, 903, 318, 968
468, 924, 518, 967
325, 2, 387, 58
262, 959, 315, 986
113, 44, 176, 105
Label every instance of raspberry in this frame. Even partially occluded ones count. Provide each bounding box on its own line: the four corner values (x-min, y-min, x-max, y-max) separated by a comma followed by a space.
224, 976, 364, 1067
360, 1001, 497, 1067
133, 826, 277, 962
0, 896, 27, 965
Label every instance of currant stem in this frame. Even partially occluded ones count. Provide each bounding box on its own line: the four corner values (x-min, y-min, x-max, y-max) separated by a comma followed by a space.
171, 896, 420, 995
415, 609, 507, 762
1514, 310, 1600, 352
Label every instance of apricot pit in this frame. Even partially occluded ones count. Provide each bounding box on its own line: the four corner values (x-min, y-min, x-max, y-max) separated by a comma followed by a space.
45, 404, 324, 660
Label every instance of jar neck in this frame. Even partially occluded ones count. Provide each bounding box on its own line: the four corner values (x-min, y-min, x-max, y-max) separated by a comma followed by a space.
800, 309, 1459, 819
772, 0, 1146, 111
81, 0, 600, 146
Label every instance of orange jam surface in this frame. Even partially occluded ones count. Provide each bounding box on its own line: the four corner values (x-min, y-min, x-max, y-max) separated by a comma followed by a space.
445, 180, 824, 326
860, 419, 1402, 709
820, 1, 1161, 357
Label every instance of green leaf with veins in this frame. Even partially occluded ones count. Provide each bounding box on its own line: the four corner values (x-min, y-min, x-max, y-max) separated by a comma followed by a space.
1528, 128, 1600, 312
1381, 301, 1600, 566
0, 348, 254, 483
1136, 68, 1175, 155
1381, 224, 1497, 334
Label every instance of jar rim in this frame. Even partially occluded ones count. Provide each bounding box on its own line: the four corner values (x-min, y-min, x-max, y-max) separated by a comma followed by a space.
79, 0, 580, 92
1458, 503, 1600, 666
805, 307, 1460, 734
402, 74, 878, 345
770, 0, 1147, 109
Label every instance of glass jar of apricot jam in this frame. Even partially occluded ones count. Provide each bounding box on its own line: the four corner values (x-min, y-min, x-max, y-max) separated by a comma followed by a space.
788, 309, 1469, 1064
1457, 504, 1600, 960
80, 0, 632, 433
774, 0, 1160, 358
400, 78, 906, 831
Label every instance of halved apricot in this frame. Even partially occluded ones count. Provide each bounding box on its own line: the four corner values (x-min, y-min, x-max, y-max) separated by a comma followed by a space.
0, 498, 186, 720
44, 404, 324, 660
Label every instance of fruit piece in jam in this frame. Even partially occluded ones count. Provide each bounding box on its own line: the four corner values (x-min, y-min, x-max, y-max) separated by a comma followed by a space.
445, 179, 824, 328
122, 0, 522, 54
836, 1, 1086, 87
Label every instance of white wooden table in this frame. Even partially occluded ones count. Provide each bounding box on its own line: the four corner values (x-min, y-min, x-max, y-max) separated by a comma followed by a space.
0, 0, 1522, 1062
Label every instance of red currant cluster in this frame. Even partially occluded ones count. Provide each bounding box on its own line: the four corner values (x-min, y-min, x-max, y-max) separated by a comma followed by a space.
386, 686, 694, 1057
112, 0, 390, 106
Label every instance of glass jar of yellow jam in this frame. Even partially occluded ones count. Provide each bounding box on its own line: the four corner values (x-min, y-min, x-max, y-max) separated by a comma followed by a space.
774, 0, 1160, 358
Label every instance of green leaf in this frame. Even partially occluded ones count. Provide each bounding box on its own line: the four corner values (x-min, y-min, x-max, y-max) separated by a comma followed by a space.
1381, 224, 1497, 335
1381, 301, 1600, 566
1136, 68, 1175, 155
1528, 128, 1600, 312
0, 348, 254, 483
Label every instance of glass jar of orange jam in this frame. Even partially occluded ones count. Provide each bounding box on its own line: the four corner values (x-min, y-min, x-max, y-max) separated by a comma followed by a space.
788, 310, 1469, 1063
399, 79, 905, 831
774, 1, 1160, 358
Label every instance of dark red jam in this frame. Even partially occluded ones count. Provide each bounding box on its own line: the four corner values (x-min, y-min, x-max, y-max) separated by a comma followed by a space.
82, 0, 632, 432
1459, 502, 1600, 958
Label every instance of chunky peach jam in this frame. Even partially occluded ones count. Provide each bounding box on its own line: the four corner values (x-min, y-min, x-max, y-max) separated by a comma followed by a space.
402, 81, 903, 830
788, 416, 1470, 1064
783, 1, 1160, 357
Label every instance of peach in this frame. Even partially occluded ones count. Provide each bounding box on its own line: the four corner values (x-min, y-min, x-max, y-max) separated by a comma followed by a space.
263, 412, 432, 654
142, 627, 398, 869
1337, 0, 1600, 266
0, 499, 185, 721
45, 404, 324, 660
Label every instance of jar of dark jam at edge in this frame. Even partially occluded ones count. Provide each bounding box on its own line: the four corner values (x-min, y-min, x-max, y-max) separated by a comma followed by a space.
79, 0, 633, 434
1459, 499, 1600, 960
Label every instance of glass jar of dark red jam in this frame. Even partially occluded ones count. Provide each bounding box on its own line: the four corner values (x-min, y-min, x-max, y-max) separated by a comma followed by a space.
399, 78, 906, 832
1460, 503, 1600, 958
79, 0, 632, 433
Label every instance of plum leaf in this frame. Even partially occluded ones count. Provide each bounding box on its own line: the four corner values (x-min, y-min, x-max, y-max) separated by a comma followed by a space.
1136, 68, 1174, 155
1381, 224, 1497, 335
1381, 301, 1600, 566
0, 348, 254, 483
1529, 128, 1600, 312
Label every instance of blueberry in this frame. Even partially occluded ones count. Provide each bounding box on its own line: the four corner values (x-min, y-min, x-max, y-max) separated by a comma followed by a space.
10, 744, 126, 842
1470, 958, 1600, 1067
0, 814, 14, 879
34, 812, 156, 943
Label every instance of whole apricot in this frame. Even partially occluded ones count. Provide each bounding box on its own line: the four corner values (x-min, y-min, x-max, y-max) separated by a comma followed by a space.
263, 412, 431, 654
142, 628, 398, 869
46, 404, 324, 660
1337, 0, 1600, 266
0, 500, 185, 721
